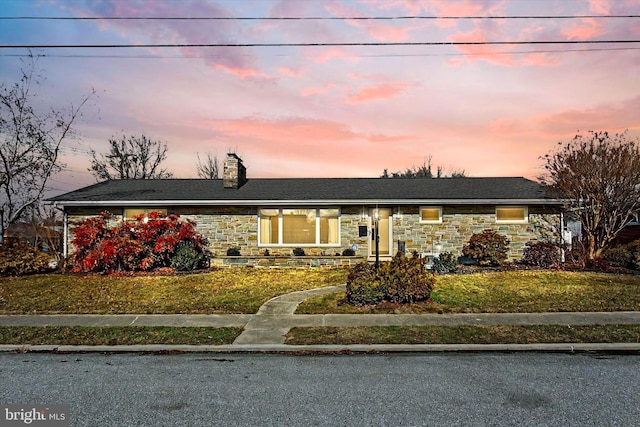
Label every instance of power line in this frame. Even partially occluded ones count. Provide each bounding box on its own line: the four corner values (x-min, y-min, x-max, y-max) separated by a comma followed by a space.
2, 46, 638, 59
2, 14, 638, 20
2, 40, 638, 49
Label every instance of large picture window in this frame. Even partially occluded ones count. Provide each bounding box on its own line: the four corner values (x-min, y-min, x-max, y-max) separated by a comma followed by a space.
259, 208, 340, 246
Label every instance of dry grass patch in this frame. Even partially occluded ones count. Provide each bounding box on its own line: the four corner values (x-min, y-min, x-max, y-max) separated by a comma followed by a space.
0, 326, 242, 345
0, 268, 348, 314
286, 325, 640, 345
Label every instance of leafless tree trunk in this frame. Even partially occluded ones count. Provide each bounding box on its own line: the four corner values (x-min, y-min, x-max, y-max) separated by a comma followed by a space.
0, 55, 93, 243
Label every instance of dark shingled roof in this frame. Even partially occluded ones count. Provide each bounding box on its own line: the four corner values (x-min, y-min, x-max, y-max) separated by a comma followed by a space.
48, 177, 559, 205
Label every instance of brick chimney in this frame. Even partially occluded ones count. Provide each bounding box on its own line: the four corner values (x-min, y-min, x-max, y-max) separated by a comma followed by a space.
223, 153, 247, 189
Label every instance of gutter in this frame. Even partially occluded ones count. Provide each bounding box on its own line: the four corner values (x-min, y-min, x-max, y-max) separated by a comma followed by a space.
51, 198, 564, 208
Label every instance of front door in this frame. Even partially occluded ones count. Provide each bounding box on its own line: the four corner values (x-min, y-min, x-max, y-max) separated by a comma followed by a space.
369, 208, 392, 258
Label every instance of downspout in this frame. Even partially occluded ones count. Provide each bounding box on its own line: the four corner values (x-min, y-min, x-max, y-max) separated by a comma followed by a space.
560, 210, 565, 263
51, 202, 68, 259
63, 209, 68, 259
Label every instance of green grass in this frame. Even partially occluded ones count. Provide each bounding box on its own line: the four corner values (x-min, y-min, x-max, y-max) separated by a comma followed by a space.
286, 325, 640, 345
0, 268, 348, 314
296, 271, 640, 314
0, 326, 242, 345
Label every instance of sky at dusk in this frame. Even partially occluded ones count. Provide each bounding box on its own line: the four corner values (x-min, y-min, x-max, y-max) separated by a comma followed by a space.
1, 0, 639, 197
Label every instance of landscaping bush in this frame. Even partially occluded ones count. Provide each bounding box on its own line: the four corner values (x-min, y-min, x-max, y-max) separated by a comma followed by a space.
585, 257, 610, 271
345, 262, 385, 306
226, 247, 241, 256
604, 239, 640, 270
432, 252, 458, 274
381, 252, 434, 303
71, 211, 208, 273
0, 239, 52, 276
345, 252, 435, 306
292, 247, 305, 256
462, 230, 509, 266
170, 240, 207, 271
520, 241, 560, 268
341, 248, 356, 256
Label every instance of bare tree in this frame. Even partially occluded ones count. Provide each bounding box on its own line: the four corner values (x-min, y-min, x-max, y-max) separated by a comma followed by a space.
0, 56, 92, 243
196, 152, 220, 179
89, 134, 173, 180
382, 156, 466, 178
540, 130, 640, 260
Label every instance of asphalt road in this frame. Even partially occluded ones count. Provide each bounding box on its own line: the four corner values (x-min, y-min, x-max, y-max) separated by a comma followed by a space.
1, 352, 638, 426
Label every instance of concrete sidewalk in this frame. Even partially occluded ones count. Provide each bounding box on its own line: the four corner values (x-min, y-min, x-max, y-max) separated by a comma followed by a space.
1, 284, 639, 353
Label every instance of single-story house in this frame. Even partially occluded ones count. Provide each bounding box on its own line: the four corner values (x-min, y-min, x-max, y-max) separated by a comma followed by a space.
48, 154, 564, 267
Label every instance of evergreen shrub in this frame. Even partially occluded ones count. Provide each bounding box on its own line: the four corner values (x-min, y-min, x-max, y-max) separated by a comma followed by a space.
0, 239, 52, 276
171, 240, 207, 271
346, 251, 435, 306
432, 252, 458, 274
603, 239, 640, 270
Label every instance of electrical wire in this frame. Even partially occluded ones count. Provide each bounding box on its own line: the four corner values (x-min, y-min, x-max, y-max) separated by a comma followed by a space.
2, 40, 638, 49
2, 14, 638, 20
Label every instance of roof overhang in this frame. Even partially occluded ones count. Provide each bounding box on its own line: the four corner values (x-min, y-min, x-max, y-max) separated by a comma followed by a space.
51, 198, 563, 208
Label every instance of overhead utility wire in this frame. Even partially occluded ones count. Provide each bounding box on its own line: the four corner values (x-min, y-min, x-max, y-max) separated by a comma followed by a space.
3, 46, 637, 59
2, 40, 638, 49
2, 15, 638, 20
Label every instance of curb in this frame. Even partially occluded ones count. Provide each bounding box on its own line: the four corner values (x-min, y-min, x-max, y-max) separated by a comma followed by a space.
2, 343, 639, 354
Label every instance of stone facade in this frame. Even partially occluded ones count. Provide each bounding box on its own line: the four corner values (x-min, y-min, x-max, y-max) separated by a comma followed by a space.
391, 205, 560, 259
65, 204, 560, 263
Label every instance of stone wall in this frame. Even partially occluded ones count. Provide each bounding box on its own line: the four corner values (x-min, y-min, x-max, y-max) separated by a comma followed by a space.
392, 205, 560, 259
65, 205, 560, 261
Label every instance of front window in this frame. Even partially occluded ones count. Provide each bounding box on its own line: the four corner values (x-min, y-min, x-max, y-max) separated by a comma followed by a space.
259, 208, 340, 246
496, 206, 528, 223
124, 208, 167, 220
420, 207, 442, 224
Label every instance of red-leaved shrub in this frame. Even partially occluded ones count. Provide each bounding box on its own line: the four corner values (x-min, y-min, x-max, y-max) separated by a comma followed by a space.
71, 211, 208, 273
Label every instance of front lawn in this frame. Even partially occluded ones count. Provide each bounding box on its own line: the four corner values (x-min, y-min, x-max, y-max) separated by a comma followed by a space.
0, 268, 348, 314
296, 271, 640, 314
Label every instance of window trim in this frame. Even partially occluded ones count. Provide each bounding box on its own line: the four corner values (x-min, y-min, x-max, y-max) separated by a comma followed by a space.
258, 207, 341, 247
495, 206, 528, 224
419, 206, 443, 224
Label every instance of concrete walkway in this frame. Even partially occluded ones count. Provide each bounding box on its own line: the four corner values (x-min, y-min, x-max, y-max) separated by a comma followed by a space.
1, 283, 640, 352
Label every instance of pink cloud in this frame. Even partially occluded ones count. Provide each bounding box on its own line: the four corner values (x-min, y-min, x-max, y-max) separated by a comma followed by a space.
67, 0, 265, 78
311, 47, 357, 64
277, 66, 304, 78
487, 96, 640, 138
300, 83, 336, 97
198, 116, 416, 175
347, 82, 412, 104
447, 27, 517, 66
561, 18, 606, 40
325, 2, 416, 41
366, 22, 415, 41
588, 0, 611, 14
427, 0, 504, 16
